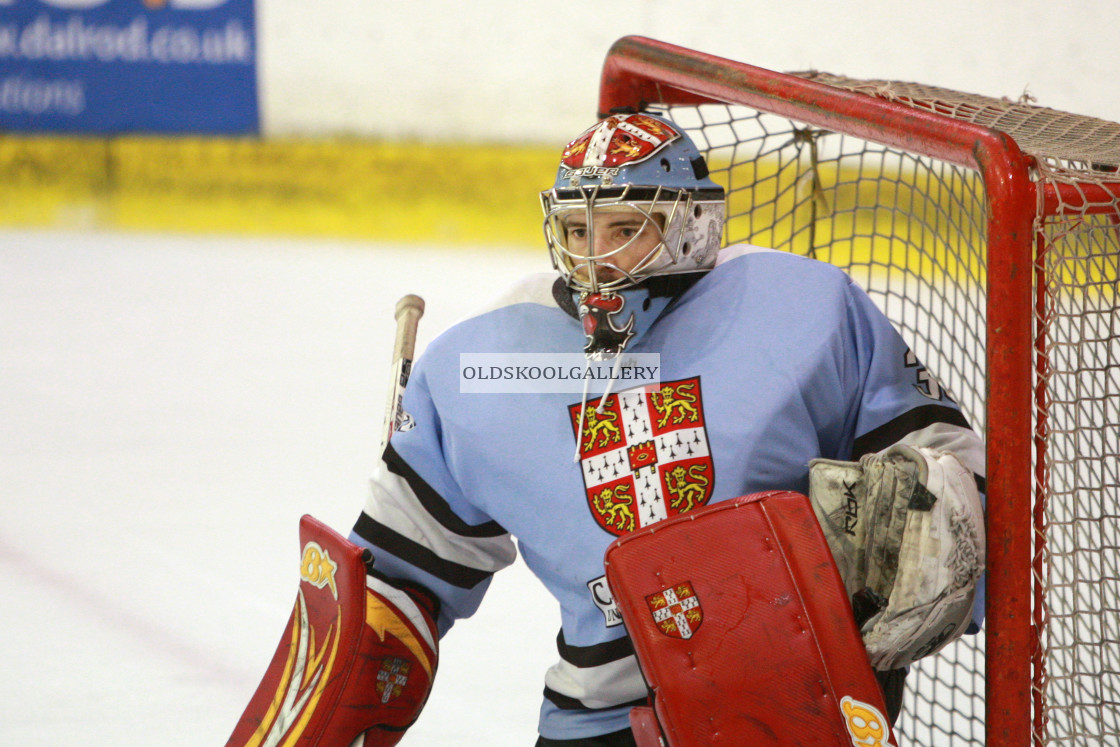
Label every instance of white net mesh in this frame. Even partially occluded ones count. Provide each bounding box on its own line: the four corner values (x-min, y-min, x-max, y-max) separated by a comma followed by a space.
655, 73, 1120, 745
1034, 207, 1120, 746
792, 72, 1120, 183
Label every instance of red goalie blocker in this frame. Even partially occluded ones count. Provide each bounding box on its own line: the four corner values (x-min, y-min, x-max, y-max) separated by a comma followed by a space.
226, 516, 438, 747
605, 491, 897, 747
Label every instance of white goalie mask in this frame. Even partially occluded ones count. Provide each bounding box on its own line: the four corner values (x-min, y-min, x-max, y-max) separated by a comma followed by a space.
541, 112, 726, 293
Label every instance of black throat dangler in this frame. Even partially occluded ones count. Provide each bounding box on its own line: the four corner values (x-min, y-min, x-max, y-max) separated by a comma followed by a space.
578, 291, 636, 359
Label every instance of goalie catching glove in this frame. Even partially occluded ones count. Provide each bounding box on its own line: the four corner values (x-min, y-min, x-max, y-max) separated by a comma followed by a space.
808, 444, 985, 670
225, 516, 438, 747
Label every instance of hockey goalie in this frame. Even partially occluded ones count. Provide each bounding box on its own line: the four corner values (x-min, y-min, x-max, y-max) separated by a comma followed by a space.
226, 111, 985, 745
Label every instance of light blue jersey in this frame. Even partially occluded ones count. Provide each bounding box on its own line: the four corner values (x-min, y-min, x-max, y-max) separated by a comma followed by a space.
350, 246, 985, 741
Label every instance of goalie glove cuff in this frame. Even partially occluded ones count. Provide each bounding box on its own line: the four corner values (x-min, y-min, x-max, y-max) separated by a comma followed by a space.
809, 445, 985, 670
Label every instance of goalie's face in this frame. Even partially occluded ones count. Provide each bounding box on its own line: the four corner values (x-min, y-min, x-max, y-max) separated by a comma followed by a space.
557, 207, 666, 288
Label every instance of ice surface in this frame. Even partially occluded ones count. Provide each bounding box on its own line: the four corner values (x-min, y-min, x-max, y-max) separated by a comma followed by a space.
0, 229, 558, 746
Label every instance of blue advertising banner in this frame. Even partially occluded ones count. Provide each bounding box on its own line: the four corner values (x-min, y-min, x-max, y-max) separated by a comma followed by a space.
0, 0, 258, 134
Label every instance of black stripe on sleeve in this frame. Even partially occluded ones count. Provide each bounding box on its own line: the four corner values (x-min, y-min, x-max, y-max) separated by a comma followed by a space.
536, 729, 640, 746
383, 442, 508, 538
542, 686, 649, 712
850, 404, 972, 459
556, 629, 635, 667
353, 513, 494, 590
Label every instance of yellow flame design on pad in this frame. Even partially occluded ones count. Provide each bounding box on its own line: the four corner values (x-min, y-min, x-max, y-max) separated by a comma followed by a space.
243, 589, 341, 747
366, 593, 434, 679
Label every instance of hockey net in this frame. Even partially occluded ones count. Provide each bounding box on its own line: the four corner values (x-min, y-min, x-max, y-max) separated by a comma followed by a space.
598, 37, 1120, 746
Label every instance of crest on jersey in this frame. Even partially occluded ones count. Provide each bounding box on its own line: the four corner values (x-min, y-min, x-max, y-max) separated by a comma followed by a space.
561, 113, 682, 171
646, 581, 703, 639
568, 376, 714, 536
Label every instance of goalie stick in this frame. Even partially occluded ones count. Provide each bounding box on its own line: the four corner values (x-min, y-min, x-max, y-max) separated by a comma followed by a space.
380, 294, 425, 453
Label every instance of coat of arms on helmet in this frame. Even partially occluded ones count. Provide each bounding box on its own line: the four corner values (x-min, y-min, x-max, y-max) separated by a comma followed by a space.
646, 581, 703, 639
568, 376, 714, 536
561, 113, 682, 170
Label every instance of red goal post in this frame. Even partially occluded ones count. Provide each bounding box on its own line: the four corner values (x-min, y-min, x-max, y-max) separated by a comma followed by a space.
596, 36, 1120, 746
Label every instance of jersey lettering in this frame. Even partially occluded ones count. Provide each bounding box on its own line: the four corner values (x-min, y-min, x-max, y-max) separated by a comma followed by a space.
587, 575, 624, 627
904, 349, 945, 401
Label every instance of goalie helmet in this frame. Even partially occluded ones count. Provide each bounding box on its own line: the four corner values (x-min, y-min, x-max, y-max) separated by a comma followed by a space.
541, 112, 726, 293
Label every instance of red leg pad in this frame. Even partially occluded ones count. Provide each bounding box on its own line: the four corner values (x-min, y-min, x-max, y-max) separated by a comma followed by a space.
604, 491, 897, 747
226, 516, 437, 747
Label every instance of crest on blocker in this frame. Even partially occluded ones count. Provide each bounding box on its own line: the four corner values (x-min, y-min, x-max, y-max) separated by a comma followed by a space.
646, 581, 703, 639
568, 376, 714, 536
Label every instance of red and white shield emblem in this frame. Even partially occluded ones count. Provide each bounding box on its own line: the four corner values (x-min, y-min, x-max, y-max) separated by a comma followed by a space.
569, 377, 714, 536
561, 113, 681, 170
646, 582, 703, 639
375, 656, 411, 704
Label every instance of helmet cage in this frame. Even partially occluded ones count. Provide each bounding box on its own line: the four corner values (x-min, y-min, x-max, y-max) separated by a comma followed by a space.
542, 183, 720, 293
